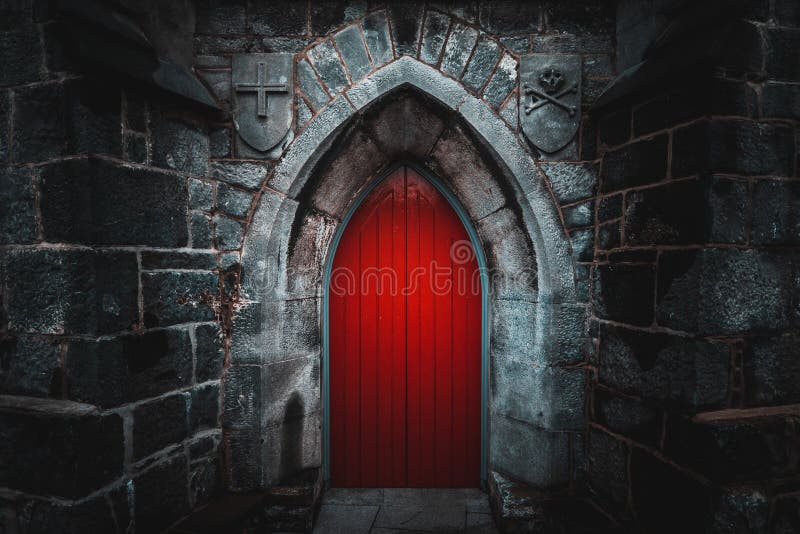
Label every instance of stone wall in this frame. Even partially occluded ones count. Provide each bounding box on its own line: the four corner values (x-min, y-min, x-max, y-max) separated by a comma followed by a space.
587, 1, 800, 532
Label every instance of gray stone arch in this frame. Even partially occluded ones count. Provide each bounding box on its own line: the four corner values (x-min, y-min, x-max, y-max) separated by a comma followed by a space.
226, 57, 586, 491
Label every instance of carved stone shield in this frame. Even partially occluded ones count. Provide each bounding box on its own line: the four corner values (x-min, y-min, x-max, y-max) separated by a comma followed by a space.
519, 55, 582, 153
232, 54, 293, 153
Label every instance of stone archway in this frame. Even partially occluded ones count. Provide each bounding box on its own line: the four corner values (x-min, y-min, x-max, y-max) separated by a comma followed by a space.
225, 57, 586, 493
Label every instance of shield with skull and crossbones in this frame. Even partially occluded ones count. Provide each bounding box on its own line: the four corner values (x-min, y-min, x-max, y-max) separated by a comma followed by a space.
519, 55, 582, 153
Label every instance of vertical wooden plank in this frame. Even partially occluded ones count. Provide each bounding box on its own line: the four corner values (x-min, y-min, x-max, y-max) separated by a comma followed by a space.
405, 171, 423, 486
451, 237, 469, 487
391, 170, 407, 486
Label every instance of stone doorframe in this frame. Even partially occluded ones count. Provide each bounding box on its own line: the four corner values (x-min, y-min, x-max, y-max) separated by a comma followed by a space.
227, 57, 586, 492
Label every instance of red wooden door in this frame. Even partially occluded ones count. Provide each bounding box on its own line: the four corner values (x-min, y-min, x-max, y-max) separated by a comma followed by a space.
329, 166, 481, 488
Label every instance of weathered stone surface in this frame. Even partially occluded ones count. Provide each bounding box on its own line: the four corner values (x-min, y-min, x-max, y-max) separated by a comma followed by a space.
598, 323, 730, 411
440, 22, 478, 78
0, 397, 124, 498
133, 392, 189, 460
588, 429, 629, 518
151, 115, 209, 176
195, 0, 246, 34
387, 2, 423, 55
492, 355, 586, 430
223, 365, 262, 429
600, 134, 668, 192
263, 355, 320, 426
310, 0, 365, 35
123, 133, 147, 164
478, 210, 538, 300
743, 334, 800, 406
763, 83, 800, 120
211, 161, 272, 191
366, 93, 446, 159
65, 78, 123, 157
490, 414, 570, 489
562, 200, 593, 228
217, 183, 253, 219
210, 125, 231, 158
262, 298, 321, 363
297, 58, 330, 111
752, 180, 800, 245
665, 408, 800, 483
478, 1, 540, 33
594, 388, 662, 447
570, 227, 594, 262
334, 25, 371, 82
361, 10, 393, 67
196, 323, 224, 382
198, 69, 231, 106
297, 94, 313, 127
462, 38, 501, 92
142, 271, 218, 328
672, 120, 794, 178
499, 89, 518, 129
225, 429, 263, 490
262, 412, 321, 485
597, 194, 621, 222
0, 27, 42, 86
133, 455, 191, 533
624, 177, 748, 246
0, 167, 35, 244
540, 162, 598, 204
192, 213, 213, 249
309, 39, 350, 95
420, 10, 449, 65
12, 82, 66, 163
593, 263, 655, 326
191, 382, 220, 431
248, 1, 307, 36
4, 248, 138, 336
766, 27, 800, 82
213, 213, 246, 250
657, 249, 793, 335
0, 337, 60, 397
142, 250, 217, 271
66, 329, 193, 406
597, 220, 619, 250
41, 158, 189, 246
709, 486, 769, 534
483, 53, 516, 110
0, 90, 7, 164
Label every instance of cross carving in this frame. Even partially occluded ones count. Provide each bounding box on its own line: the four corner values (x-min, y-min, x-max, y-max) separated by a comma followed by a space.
523, 81, 578, 117
235, 61, 288, 118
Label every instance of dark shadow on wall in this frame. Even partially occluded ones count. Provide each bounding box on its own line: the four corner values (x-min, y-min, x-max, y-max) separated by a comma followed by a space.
280, 392, 304, 483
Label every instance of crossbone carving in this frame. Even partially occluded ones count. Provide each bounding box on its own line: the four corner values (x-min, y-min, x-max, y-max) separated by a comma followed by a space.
523, 80, 578, 117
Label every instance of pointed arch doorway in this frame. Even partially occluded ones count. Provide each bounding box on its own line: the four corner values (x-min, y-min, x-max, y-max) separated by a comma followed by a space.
324, 164, 487, 488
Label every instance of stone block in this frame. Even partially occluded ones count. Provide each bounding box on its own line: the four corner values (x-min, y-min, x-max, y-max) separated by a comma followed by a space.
133, 393, 189, 460
361, 10, 393, 67
709, 486, 769, 534
665, 407, 800, 483
499, 89, 518, 129
743, 334, 800, 406
195, 0, 246, 34
592, 263, 655, 326
263, 355, 320, 426
191, 382, 220, 431
66, 77, 122, 157
478, 210, 538, 300
191, 213, 213, 249
597, 323, 730, 411
297, 94, 313, 127
11, 490, 123, 534
196, 323, 224, 382
4, 248, 138, 336
490, 414, 570, 489
286, 211, 336, 298
366, 93, 446, 159
211, 161, 272, 191
763, 83, 800, 120
656, 249, 793, 335
597, 220, 620, 250
420, 10, 450, 65
40, 158, 189, 247
0, 27, 42, 86
248, 1, 307, 36
0, 167, 35, 244
570, 228, 594, 262
297, 58, 330, 111
217, 183, 253, 219
587, 429, 629, 518
600, 134, 668, 193
766, 27, 800, 82
308, 39, 350, 95
334, 25, 371, 82
428, 124, 507, 221
482, 53, 517, 110
594, 388, 662, 447
562, 200, 594, 228
492, 355, 586, 430
210, 125, 231, 158
624, 176, 748, 246
597, 194, 622, 222
123, 132, 147, 164
262, 298, 321, 363
190, 456, 220, 509
213, 214, 245, 250
440, 22, 479, 79
499, 35, 529, 54
133, 455, 191, 533
150, 115, 209, 176
141, 250, 217, 271
672, 119, 794, 178
478, 1, 540, 33
223, 365, 262, 430
0, 396, 124, 498
752, 180, 800, 245
142, 271, 218, 328
12, 82, 66, 163
310, 0, 365, 35
543, 0, 614, 34
462, 37, 501, 92
262, 412, 322, 485
0, 90, 7, 164
66, 329, 193, 406
225, 429, 263, 490
630, 448, 711, 533
540, 162, 598, 205
387, 2, 423, 56
0, 336, 60, 397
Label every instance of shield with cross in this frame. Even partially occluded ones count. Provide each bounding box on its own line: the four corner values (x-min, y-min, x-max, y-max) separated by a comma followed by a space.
232, 54, 294, 154
519, 55, 582, 153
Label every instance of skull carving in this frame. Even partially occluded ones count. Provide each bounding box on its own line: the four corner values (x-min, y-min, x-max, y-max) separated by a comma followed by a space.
538, 68, 564, 94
